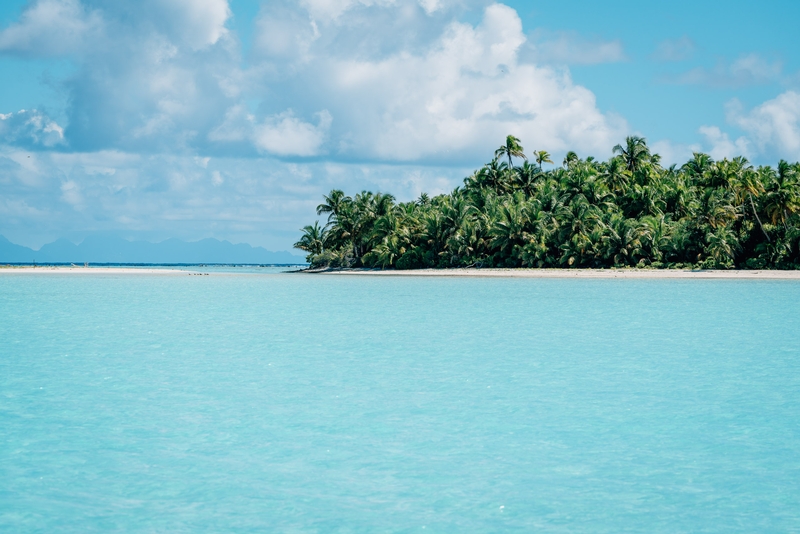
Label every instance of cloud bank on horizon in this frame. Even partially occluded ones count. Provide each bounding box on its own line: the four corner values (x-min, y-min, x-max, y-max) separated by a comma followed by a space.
0, 0, 799, 249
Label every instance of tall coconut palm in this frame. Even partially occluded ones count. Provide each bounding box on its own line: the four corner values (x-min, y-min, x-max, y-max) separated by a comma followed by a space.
763, 160, 800, 227
728, 157, 770, 242
515, 160, 542, 195
294, 221, 327, 262
316, 190, 350, 223
474, 159, 511, 193
534, 150, 554, 169
613, 136, 651, 173
495, 135, 527, 169
682, 152, 713, 185
600, 157, 630, 194
601, 215, 645, 267
563, 151, 579, 168
705, 226, 741, 268
298, 140, 800, 271
489, 194, 529, 259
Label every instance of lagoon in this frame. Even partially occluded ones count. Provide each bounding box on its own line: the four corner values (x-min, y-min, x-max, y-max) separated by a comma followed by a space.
1, 273, 799, 532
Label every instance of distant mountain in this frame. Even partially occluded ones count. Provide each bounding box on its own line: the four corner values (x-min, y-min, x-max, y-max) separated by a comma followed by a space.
0, 235, 306, 264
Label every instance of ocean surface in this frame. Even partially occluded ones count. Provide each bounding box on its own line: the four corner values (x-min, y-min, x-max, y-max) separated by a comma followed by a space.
2, 271, 799, 532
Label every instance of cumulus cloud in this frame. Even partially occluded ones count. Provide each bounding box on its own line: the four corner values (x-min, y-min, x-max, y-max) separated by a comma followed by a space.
298, 0, 414, 22
143, 0, 231, 50
0, 109, 65, 148
0, 0, 103, 56
254, 110, 332, 156
665, 91, 800, 164
266, 2, 627, 162
650, 139, 702, 166
253, 3, 320, 62
208, 106, 333, 157
726, 91, 800, 159
651, 36, 695, 62
1, 1, 627, 161
0, 0, 635, 249
698, 125, 750, 160
0, 147, 469, 249
0, 0, 230, 56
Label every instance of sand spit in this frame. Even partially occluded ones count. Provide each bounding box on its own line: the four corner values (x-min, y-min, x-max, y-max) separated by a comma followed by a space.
0, 266, 193, 275
307, 268, 800, 279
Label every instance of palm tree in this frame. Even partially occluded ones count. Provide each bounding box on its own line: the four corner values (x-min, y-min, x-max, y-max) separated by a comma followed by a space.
763, 160, 800, 228
515, 160, 541, 195
601, 215, 645, 267
495, 135, 526, 169
294, 222, 327, 262
474, 159, 511, 193
299, 140, 800, 271
682, 152, 713, 185
489, 194, 529, 261
316, 190, 350, 223
613, 136, 650, 173
534, 150, 553, 169
563, 151, 578, 168
705, 226, 741, 268
728, 157, 770, 242
600, 157, 630, 194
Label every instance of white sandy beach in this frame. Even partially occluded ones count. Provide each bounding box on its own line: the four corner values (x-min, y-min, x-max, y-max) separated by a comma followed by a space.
313, 268, 800, 279
0, 267, 193, 275
3, 266, 800, 279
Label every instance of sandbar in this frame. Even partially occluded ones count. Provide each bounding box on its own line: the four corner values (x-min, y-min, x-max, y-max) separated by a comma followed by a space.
0, 266, 193, 275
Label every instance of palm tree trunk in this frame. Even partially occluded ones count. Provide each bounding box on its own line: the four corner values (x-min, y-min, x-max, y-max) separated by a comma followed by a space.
749, 193, 770, 242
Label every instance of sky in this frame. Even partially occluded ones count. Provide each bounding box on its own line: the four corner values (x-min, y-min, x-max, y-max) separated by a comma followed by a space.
1, 0, 799, 250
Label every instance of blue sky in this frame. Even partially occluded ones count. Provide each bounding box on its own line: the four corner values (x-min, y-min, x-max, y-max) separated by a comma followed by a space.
1, 0, 799, 250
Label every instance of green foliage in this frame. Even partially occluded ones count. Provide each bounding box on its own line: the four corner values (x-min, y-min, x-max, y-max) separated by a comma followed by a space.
297, 136, 800, 270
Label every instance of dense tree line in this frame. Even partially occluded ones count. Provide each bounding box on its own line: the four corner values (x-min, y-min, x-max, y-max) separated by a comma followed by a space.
295, 136, 800, 270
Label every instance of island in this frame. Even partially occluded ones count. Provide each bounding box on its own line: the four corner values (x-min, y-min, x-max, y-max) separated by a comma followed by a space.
295, 136, 800, 272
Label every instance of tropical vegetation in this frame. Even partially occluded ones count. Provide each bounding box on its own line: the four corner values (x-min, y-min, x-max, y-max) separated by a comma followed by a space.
295, 135, 800, 270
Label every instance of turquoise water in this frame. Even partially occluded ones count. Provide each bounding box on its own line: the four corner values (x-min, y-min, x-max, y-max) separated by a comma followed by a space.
1, 273, 799, 532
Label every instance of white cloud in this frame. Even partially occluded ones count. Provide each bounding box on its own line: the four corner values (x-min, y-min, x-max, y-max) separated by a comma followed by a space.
254, 110, 333, 156
669, 53, 783, 87
650, 139, 702, 166
253, 3, 320, 62
1, 1, 626, 162
0, 0, 635, 250
60, 180, 83, 208
296, 0, 461, 21
285, 3, 627, 161
418, 0, 444, 15
207, 105, 252, 143
726, 91, 800, 159
299, 0, 398, 22
651, 36, 694, 62
0, 0, 102, 56
526, 31, 626, 65
208, 106, 333, 157
0, 109, 65, 147
698, 125, 750, 160
151, 0, 231, 50
664, 91, 800, 164
0, 147, 468, 249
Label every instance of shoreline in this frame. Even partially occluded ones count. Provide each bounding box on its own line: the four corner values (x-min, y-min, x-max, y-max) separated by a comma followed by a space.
3, 265, 800, 279
0, 266, 194, 275
306, 267, 800, 279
